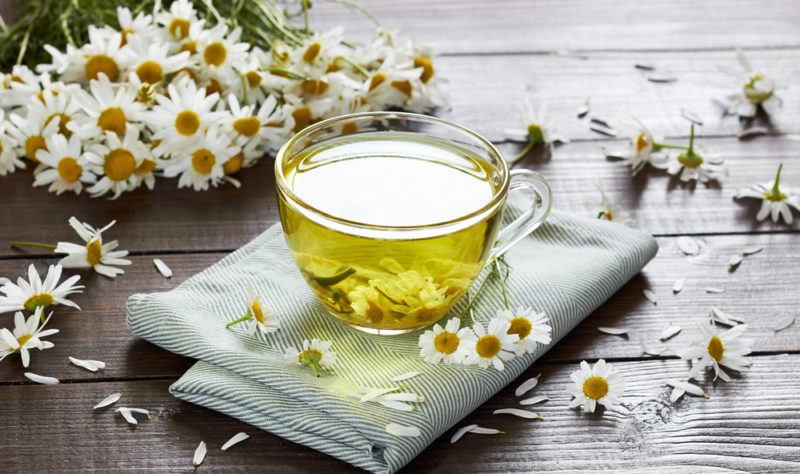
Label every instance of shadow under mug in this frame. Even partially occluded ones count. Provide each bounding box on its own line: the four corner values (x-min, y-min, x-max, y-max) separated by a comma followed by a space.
275, 112, 552, 335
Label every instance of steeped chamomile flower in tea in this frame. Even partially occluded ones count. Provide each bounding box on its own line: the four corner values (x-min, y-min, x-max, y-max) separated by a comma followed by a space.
278, 131, 503, 334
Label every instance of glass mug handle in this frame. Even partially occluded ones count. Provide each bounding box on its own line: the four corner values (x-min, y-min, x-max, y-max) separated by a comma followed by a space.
487, 169, 553, 260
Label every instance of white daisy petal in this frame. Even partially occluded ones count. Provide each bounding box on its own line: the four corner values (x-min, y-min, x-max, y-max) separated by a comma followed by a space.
468, 426, 504, 435
665, 379, 709, 398
672, 279, 684, 293
360, 386, 398, 402
221, 432, 250, 451
450, 424, 478, 444
391, 371, 420, 382
660, 325, 682, 341
69, 356, 106, 372
643, 289, 657, 305
728, 254, 743, 269
514, 375, 540, 397
598, 326, 628, 336
93, 392, 122, 410
705, 287, 725, 294
493, 408, 542, 419
193, 441, 207, 466
676, 236, 701, 255
742, 246, 763, 256
773, 315, 795, 332
385, 423, 421, 437
153, 258, 172, 278
519, 395, 548, 406
378, 400, 415, 411
24, 372, 59, 385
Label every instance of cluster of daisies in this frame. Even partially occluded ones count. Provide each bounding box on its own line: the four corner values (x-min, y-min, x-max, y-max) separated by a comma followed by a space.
505, 50, 799, 225
0, 0, 442, 197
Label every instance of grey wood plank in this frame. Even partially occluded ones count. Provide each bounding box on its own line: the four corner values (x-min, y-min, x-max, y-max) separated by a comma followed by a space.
1, 355, 797, 471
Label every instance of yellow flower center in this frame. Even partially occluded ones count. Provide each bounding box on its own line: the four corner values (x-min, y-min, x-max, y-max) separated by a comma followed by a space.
86, 239, 103, 266
180, 41, 198, 54
85, 54, 119, 81
223, 152, 244, 175
325, 61, 341, 73
391, 80, 412, 97
599, 210, 614, 221
433, 331, 460, 354
303, 42, 322, 64
475, 334, 501, 359
16, 334, 32, 347
97, 107, 127, 134
24, 135, 47, 161
57, 157, 82, 182
135, 159, 156, 176
233, 117, 261, 137
245, 71, 262, 88
301, 79, 329, 96
23, 292, 54, 312
203, 42, 227, 67
191, 148, 216, 174
292, 106, 313, 132
368, 73, 386, 92
707, 335, 724, 362
175, 110, 200, 136
582, 376, 609, 400
46, 113, 72, 137
414, 57, 434, 83
104, 149, 136, 181
136, 60, 164, 84
635, 132, 650, 153
508, 317, 532, 340
168, 18, 190, 39
251, 300, 266, 324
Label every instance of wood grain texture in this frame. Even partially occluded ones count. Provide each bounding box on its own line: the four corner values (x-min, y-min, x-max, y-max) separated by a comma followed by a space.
309, 0, 800, 54
1, 356, 797, 472
1, 232, 796, 383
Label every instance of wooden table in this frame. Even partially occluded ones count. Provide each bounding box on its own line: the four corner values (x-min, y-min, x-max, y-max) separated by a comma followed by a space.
2, 1, 799, 471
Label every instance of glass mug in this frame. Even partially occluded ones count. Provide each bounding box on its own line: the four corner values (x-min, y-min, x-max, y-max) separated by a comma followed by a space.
275, 112, 552, 335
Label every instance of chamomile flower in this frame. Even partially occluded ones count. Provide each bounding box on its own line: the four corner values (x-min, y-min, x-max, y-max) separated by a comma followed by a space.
115, 7, 158, 47
651, 125, 723, 183
293, 28, 345, 71
0, 308, 58, 367
605, 120, 667, 175
286, 94, 333, 133
594, 181, 630, 224
122, 35, 190, 86
463, 318, 519, 370
195, 24, 250, 84
156, 0, 199, 41
724, 49, 783, 118
495, 307, 552, 356
74, 73, 145, 136
0, 110, 24, 176
0, 65, 41, 108
677, 321, 753, 382
225, 94, 289, 147
34, 133, 96, 195
148, 77, 225, 155
734, 164, 800, 224
37, 88, 85, 139
8, 102, 60, 162
361, 56, 422, 109
505, 98, 567, 165
85, 127, 151, 199
233, 51, 269, 104
161, 126, 239, 191
41, 26, 125, 83
283, 338, 337, 377
225, 287, 280, 336
418, 317, 476, 365
0, 264, 83, 314
568, 359, 625, 413
55, 217, 132, 278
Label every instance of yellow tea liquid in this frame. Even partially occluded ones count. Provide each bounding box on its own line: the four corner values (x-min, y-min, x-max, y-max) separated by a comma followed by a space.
278, 131, 502, 333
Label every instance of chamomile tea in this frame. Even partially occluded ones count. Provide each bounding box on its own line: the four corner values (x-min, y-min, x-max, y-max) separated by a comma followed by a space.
277, 131, 503, 334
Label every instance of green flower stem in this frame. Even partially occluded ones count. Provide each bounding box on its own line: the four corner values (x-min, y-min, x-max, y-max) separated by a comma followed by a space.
267, 66, 310, 81
333, 56, 370, 78
508, 139, 536, 167
687, 124, 696, 153
494, 261, 510, 310
10, 241, 57, 250
225, 311, 253, 329
771, 163, 784, 197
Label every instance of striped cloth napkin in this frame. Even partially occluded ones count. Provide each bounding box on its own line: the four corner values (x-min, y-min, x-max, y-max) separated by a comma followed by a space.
126, 211, 657, 473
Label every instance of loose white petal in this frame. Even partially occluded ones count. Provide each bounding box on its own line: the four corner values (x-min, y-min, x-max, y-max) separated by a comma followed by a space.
643, 289, 657, 305
93, 392, 122, 410
450, 424, 478, 444
24, 372, 59, 385
711, 307, 744, 326
669, 387, 685, 402
646, 75, 678, 83
705, 287, 725, 294
680, 108, 704, 125
153, 258, 172, 278
378, 400, 414, 411
742, 246, 763, 256
519, 395, 549, 406
128, 408, 151, 417
773, 315, 796, 332
493, 408, 543, 419
69, 356, 106, 372
221, 432, 250, 451
392, 371, 420, 382
360, 387, 398, 402
193, 441, 207, 466
386, 423, 421, 437
382, 393, 425, 403
737, 126, 769, 139
666, 379, 709, 398
642, 343, 669, 356
676, 236, 701, 255
728, 254, 743, 269
598, 326, 628, 336
672, 279, 684, 293
514, 375, 540, 397
116, 407, 138, 425
660, 325, 682, 341
469, 426, 504, 435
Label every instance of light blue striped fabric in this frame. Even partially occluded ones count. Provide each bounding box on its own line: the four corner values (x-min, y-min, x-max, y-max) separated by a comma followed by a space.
126, 211, 657, 473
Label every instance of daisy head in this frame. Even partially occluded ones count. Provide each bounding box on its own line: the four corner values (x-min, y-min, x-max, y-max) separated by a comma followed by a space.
156, 0, 199, 41
116, 6, 158, 47
74, 72, 145, 137
417, 317, 476, 365
149, 77, 225, 154
42, 26, 125, 83
122, 35, 190, 85
225, 94, 289, 147
85, 127, 152, 199
361, 56, 422, 110
55, 217, 132, 278
37, 88, 85, 140
283, 338, 337, 377
0, 263, 83, 315
464, 318, 519, 370
34, 133, 97, 195
195, 24, 249, 83
286, 95, 333, 133
677, 321, 752, 382
0, 65, 42, 108
651, 125, 723, 183
593, 181, 630, 224
294, 28, 344, 71
505, 97, 566, 147
0, 109, 24, 176
245, 287, 279, 336
8, 101, 60, 162
727, 50, 782, 118
0, 308, 58, 368
607, 119, 667, 175
735, 164, 799, 224
161, 125, 239, 191
568, 359, 625, 413
495, 306, 552, 356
